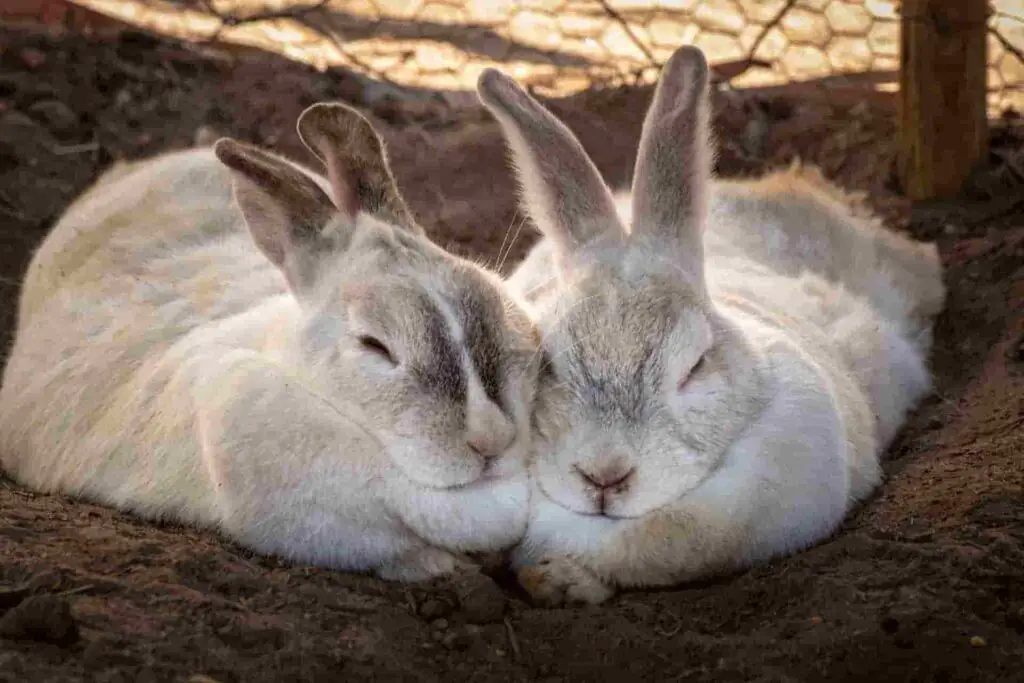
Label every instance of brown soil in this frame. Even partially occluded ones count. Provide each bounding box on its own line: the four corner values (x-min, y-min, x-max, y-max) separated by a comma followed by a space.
1, 26, 1022, 683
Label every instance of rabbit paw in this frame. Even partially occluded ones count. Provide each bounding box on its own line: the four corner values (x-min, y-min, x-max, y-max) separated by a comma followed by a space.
517, 556, 615, 607
378, 546, 462, 583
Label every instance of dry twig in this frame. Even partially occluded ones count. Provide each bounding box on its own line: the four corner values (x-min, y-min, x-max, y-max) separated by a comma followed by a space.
182, 0, 330, 26
745, 0, 799, 66
595, 0, 659, 67
503, 617, 522, 661
989, 26, 1024, 71
170, 0, 399, 85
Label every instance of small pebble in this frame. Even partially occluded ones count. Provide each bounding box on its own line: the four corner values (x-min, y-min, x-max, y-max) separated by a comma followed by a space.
441, 628, 474, 651
900, 523, 934, 543
418, 598, 452, 621
27, 100, 78, 135
19, 47, 47, 69
431, 618, 449, 631
0, 111, 42, 135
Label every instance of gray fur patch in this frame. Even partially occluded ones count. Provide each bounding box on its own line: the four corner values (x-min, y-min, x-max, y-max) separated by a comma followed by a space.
555, 272, 682, 423
565, 324, 664, 423
455, 281, 506, 409
411, 291, 467, 408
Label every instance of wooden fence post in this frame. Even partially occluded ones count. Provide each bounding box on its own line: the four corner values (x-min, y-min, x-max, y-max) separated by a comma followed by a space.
897, 0, 989, 201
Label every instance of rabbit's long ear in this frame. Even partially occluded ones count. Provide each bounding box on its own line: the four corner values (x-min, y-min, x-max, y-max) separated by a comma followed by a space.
297, 102, 420, 233
630, 46, 713, 274
477, 69, 624, 271
215, 138, 345, 295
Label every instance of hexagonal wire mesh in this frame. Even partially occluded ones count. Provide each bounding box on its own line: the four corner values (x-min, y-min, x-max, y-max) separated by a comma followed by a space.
61, 0, 1024, 113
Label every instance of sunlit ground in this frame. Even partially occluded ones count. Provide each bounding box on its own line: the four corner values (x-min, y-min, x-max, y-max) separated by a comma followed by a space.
67, 0, 1024, 114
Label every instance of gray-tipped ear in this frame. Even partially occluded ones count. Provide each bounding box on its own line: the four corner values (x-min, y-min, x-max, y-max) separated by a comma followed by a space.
215, 137, 342, 295
477, 68, 624, 271
630, 46, 713, 272
297, 102, 420, 233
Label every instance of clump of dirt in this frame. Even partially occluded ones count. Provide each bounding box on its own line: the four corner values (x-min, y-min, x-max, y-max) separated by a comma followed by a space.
1, 26, 1022, 683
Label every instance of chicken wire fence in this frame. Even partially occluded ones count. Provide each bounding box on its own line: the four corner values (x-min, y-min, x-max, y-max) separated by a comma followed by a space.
32, 0, 1024, 112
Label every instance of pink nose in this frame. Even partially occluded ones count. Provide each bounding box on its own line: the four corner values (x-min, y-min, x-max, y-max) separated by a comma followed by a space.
467, 434, 501, 459
574, 464, 634, 491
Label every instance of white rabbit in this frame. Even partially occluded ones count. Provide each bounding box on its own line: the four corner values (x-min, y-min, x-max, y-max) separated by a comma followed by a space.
0, 103, 540, 582
477, 46, 945, 605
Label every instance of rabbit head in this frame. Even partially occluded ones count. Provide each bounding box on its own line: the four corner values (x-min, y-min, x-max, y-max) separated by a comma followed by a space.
213, 103, 539, 491
479, 47, 765, 518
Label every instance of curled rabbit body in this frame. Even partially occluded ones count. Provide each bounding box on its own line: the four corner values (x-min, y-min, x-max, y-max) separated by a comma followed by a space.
0, 104, 537, 581
479, 47, 944, 605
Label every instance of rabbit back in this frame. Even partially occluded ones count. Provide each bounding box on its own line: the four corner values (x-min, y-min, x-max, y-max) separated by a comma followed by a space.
0, 147, 293, 512
707, 163, 945, 348
20, 149, 240, 324
703, 165, 942, 446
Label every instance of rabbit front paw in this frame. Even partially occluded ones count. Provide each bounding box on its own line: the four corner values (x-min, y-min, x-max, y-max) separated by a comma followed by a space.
517, 556, 615, 607
377, 546, 463, 582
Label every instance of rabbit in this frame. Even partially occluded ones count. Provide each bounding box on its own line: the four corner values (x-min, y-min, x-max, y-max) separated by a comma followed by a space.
476, 45, 945, 606
0, 102, 540, 582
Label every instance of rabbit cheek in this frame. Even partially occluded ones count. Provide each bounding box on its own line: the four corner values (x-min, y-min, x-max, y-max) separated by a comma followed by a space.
375, 402, 484, 489
613, 459, 707, 518
533, 451, 602, 516
385, 434, 486, 489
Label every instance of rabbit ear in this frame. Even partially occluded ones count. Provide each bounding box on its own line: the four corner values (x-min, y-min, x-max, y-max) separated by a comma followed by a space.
214, 138, 345, 295
630, 46, 713, 273
297, 102, 421, 233
477, 69, 624, 271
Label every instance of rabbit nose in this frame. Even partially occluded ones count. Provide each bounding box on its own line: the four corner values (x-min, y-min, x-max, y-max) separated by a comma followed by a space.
467, 433, 501, 459
574, 464, 635, 491
465, 407, 515, 459
465, 380, 515, 459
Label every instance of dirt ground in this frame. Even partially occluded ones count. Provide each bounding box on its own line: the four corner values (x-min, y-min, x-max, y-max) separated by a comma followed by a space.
0, 25, 1022, 683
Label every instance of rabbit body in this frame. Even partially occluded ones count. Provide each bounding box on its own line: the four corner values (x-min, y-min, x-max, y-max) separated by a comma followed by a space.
480, 48, 944, 604
0, 106, 537, 581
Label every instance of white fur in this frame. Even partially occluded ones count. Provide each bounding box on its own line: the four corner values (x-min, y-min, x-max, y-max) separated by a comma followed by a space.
0, 122, 537, 582
479, 47, 945, 605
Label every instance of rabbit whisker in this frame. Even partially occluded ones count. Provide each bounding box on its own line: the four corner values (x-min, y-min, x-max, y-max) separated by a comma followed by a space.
497, 212, 529, 273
